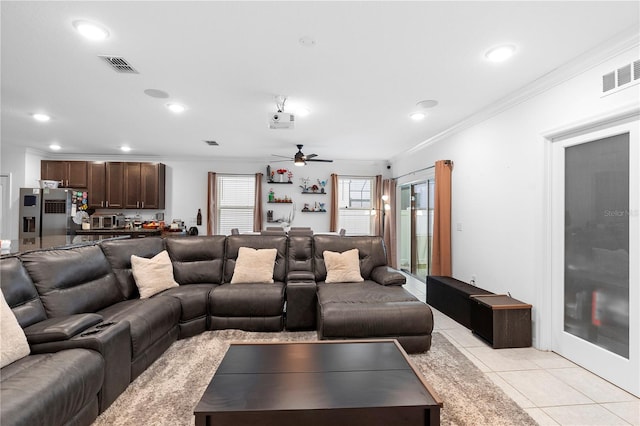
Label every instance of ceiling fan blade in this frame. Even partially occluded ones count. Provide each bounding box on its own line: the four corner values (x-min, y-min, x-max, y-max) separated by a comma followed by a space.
270, 159, 291, 163
307, 158, 333, 163
304, 153, 318, 160
271, 154, 293, 159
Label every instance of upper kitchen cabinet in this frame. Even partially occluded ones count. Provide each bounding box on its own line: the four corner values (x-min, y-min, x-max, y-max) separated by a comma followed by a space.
87, 162, 125, 208
41, 161, 88, 188
124, 162, 166, 209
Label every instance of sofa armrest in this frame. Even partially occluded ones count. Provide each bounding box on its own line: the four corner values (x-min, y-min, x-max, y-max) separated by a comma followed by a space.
23, 314, 103, 344
287, 270, 315, 282
371, 266, 406, 286
285, 281, 317, 330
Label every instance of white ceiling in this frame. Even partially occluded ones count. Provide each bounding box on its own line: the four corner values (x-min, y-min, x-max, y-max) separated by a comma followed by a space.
2, 1, 638, 163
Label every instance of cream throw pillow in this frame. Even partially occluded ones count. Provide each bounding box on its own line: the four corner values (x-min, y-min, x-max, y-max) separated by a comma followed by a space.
323, 248, 364, 283
1, 292, 30, 368
131, 250, 179, 298
231, 247, 278, 284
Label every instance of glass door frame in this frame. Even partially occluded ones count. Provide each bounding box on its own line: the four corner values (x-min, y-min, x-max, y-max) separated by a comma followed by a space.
547, 116, 639, 397
398, 175, 435, 281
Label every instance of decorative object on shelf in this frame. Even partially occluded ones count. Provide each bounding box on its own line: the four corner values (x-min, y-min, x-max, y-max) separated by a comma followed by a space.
311, 184, 319, 193
287, 170, 293, 183
300, 177, 311, 193
318, 179, 327, 193
276, 168, 288, 182
266, 165, 272, 182
267, 192, 292, 203
267, 210, 273, 222
301, 201, 326, 212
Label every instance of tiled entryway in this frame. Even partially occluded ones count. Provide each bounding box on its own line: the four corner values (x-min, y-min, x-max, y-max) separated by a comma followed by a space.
404, 274, 640, 426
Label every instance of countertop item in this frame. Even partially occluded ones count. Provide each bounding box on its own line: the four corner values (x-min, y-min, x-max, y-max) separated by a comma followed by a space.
75, 228, 162, 237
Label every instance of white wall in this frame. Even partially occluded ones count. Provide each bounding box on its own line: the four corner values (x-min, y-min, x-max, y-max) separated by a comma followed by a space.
392, 45, 640, 348
0, 146, 386, 238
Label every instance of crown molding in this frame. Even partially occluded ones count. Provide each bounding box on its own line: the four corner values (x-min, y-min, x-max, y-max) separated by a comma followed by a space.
394, 25, 640, 161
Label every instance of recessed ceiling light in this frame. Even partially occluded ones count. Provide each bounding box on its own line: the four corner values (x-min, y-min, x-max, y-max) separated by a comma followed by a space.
73, 20, 110, 41
166, 103, 186, 114
409, 111, 426, 121
49, 143, 61, 151
32, 113, 51, 122
485, 44, 517, 62
120, 146, 131, 152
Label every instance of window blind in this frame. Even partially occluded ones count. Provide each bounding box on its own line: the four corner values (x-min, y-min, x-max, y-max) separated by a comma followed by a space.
217, 175, 255, 235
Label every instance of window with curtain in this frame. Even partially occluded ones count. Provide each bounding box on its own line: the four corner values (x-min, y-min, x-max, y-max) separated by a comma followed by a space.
216, 174, 255, 235
338, 176, 375, 235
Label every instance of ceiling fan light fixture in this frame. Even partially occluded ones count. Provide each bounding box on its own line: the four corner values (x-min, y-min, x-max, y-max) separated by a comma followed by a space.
294, 157, 306, 166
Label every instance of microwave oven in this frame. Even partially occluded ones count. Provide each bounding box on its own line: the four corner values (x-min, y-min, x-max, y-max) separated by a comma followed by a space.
90, 214, 118, 229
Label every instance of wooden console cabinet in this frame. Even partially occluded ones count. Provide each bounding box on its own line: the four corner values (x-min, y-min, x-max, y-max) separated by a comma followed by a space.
426, 276, 492, 328
470, 295, 532, 349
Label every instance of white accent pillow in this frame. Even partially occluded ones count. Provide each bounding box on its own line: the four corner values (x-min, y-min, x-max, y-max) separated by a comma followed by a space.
231, 247, 278, 284
323, 249, 364, 283
1, 292, 30, 368
131, 250, 179, 298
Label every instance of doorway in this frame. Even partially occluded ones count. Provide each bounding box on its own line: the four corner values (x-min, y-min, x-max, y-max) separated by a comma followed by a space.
399, 179, 435, 281
0, 174, 11, 240
549, 119, 639, 396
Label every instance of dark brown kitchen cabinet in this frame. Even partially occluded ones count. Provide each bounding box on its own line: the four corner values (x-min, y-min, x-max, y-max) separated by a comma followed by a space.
87, 162, 106, 208
87, 162, 125, 208
41, 161, 88, 188
124, 162, 165, 209
105, 162, 125, 208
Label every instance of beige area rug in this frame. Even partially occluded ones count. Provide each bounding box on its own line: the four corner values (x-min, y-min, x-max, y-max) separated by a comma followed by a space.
94, 330, 537, 426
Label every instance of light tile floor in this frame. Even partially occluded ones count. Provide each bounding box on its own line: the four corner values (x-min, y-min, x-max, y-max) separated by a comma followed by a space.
403, 274, 640, 426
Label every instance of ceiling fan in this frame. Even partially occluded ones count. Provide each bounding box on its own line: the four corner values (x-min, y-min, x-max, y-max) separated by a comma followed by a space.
272, 144, 334, 167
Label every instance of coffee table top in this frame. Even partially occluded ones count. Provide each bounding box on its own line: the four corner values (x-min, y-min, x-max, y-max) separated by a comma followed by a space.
195, 340, 441, 414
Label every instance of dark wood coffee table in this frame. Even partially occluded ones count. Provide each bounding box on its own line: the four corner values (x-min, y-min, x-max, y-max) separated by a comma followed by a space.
194, 339, 442, 426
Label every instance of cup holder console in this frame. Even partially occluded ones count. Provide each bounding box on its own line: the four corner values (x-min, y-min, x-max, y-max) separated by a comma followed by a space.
80, 321, 117, 337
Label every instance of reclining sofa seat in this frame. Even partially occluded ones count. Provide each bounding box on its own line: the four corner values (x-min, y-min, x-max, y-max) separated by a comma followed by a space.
163, 236, 226, 337
99, 237, 182, 379
208, 234, 287, 331
0, 255, 104, 426
313, 235, 434, 353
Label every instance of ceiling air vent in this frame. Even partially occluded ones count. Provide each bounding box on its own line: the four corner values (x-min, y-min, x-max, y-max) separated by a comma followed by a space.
204, 140, 219, 146
602, 59, 639, 95
98, 55, 139, 74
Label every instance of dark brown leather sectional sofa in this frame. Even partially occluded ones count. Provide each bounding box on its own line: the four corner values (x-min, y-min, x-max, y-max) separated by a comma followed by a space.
0, 234, 433, 426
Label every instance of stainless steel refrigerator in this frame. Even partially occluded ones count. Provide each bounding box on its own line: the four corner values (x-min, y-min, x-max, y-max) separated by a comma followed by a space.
19, 188, 88, 238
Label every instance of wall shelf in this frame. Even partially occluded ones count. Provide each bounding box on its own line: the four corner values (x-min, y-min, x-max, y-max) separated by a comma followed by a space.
267, 201, 292, 204
267, 181, 293, 184
300, 192, 326, 195
301, 210, 326, 213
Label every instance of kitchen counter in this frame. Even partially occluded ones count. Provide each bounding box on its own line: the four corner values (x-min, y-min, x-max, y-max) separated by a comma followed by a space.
75, 228, 162, 237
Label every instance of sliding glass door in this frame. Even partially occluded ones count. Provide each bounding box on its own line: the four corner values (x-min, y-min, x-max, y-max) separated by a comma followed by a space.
399, 179, 435, 281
